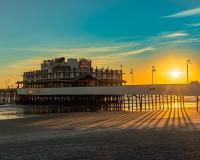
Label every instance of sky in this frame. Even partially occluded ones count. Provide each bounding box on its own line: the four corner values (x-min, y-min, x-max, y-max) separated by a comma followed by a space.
1, 0, 200, 87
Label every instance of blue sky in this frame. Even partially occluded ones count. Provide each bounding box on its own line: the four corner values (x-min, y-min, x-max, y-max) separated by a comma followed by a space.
1, 0, 200, 86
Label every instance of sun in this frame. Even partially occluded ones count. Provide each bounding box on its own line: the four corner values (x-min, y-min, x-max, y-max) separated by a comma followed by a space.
170, 71, 181, 79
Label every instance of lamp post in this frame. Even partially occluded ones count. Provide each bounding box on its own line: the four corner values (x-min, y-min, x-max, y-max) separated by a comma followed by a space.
187, 60, 191, 84
130, 69, 133, 85
96, 66, 98, 86
120, 64, 123, 85
152, 66, 156, 85
5, 79, 10, 89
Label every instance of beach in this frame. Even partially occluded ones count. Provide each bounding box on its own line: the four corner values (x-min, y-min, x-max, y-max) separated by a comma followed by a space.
0, 107, 200, 159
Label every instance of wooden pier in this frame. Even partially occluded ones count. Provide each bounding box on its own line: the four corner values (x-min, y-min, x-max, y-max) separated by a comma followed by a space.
16, 84, 200, 112
0, 88, 17, 103
16, 94, 192, 112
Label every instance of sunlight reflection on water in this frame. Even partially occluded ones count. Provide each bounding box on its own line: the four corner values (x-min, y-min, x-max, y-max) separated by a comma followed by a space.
0, 97, 198, 120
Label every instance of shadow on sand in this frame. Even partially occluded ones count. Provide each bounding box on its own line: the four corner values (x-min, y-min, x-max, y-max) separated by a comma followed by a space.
25, 104, 200, 131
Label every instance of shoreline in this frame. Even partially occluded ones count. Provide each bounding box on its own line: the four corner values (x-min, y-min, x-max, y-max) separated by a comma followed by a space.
0, 108, 200, 159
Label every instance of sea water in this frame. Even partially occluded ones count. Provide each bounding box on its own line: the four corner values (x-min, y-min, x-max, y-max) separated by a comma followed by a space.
0, 96, 198, 120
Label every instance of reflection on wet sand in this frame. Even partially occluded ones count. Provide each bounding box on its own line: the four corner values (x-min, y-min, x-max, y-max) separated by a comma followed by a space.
28, 107, 200, 131
1, 101, 200, 131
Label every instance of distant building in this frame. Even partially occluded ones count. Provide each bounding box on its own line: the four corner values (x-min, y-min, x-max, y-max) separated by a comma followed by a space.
17, 57, 126, 88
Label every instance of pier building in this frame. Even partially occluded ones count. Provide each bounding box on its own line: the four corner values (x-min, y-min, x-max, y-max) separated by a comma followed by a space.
17, 57, 125, 88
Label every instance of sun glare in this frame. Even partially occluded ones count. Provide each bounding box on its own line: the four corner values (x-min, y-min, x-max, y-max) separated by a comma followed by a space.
170, 71, 181, 79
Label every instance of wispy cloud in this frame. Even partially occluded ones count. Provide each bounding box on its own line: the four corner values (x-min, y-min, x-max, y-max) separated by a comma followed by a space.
162, 32, 189, 38
111, 47, 155, 57
164, 7, 200, 18
5, 42, 142, 71
187, 23, 200, 27
95, 47, 156, 59
0, 42, 139, 53
161, 38, 200, 46
7, 46, 155, 72
92, 47, 156, 67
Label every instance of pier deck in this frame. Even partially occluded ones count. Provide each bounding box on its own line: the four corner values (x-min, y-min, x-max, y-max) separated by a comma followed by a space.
17, 84, 200, 96
0, 88, 17, 103
17, 84, 200, 111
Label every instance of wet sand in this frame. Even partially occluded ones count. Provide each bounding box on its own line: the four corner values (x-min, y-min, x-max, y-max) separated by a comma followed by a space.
0, 107, 200, 160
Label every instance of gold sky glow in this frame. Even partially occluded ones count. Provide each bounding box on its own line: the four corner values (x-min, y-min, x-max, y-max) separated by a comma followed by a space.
0, 48, 200, 88
123, 49, 200, 85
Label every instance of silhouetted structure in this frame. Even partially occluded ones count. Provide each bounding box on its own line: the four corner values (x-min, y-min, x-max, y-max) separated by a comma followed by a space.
17, 84, 200, 112
17, 57, 125, 88
0, 88, 17, 103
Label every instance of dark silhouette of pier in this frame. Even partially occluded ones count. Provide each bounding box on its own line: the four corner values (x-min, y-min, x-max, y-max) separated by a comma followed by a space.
0, 88, 17, 103
1, 85, 200, 113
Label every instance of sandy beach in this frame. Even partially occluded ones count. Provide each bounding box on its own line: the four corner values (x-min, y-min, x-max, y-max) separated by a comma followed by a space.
0, 107, 200, 160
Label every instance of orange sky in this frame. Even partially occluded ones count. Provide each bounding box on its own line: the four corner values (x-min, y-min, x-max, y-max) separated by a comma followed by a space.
123, 49, 200, 85
0, 48, 200, 88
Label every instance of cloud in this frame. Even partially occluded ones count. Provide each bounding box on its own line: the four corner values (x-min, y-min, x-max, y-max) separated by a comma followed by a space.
92, 46, 156, 67
0, 42, 139, 54
112, 47, 156, 57
164, 7, 200, 18
161, 38, 200, 47
4, 43, 142, 73
162, 32, 189, 38
187, 23, 200, 27
95, 47, 156, 59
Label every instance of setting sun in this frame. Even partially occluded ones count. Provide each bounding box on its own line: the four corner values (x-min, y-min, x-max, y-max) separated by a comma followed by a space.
170, 71, 182, 79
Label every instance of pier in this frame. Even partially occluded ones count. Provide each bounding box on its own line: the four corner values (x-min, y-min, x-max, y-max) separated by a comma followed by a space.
0, 88, 17, 103
16, 84, 200, 112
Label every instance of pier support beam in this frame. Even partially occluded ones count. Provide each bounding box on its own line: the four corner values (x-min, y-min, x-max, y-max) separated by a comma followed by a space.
196, 96, 199, 111
139, 95, 143, 111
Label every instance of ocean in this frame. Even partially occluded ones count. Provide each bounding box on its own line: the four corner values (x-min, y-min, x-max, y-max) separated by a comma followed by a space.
0, 96, 197, 120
